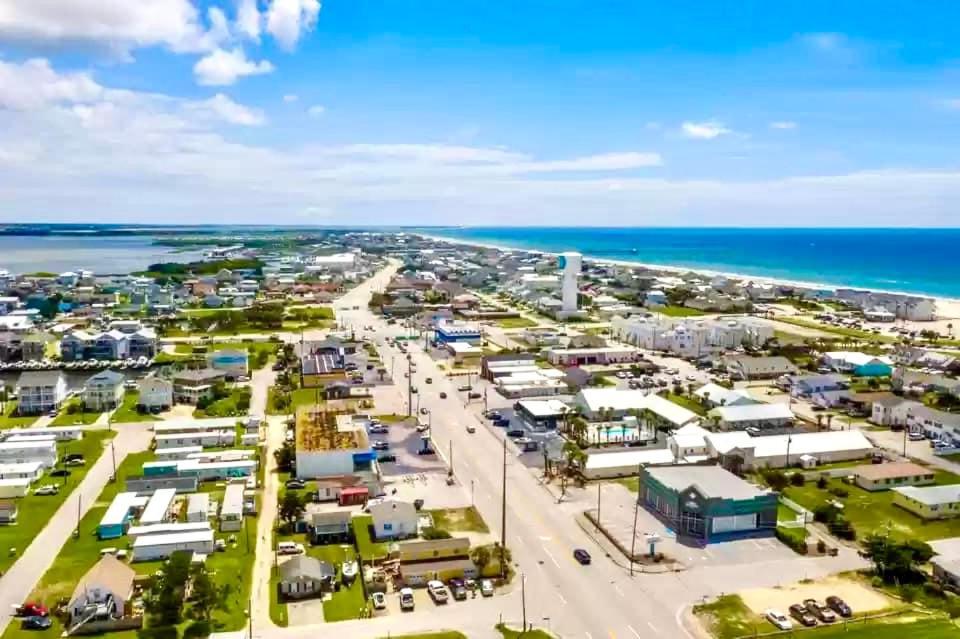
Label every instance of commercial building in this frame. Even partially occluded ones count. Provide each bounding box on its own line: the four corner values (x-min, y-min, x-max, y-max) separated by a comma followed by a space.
559, 252, 582, 315
582, 447, 676, 480
638, 465, 778, 542
725, 356, 799, 381
573, 389, 701, 428
300, 353, 346, 388
853, 462, 936, 492
892, 485, 960, 520
693, 383, 758, 408
544, 345, 640, 367
707, 430, 873, 472
294, 409, 375, 479
514, 399, 570, 431
433, 320, 482, 345
709, 403, 795, 431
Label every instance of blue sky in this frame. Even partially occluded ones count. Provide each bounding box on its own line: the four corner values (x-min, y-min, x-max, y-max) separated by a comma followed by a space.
1, 0, 959, 226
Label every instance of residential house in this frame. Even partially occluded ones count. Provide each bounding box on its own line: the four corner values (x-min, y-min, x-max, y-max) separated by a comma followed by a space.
870, 397, 920, 428
709, 403, 795, 431
693, 383, 758, 408
823, 352, 893, 377
138, 378, 173, 412
172, 369, 226, 404
83, 370, 125, 411
369, 499, 418, 540
892, 485, 960, 520
278, 556, 336, 600
853, 462, 935, 492
725, 355, 799, 381
307, 508, 353, 544
68, 554, 137, 625
16, 370, 67, 414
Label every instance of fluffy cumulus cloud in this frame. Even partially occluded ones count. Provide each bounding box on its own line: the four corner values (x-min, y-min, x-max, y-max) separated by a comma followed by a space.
0, 0, 321, 85
2, 56, 957, 227
266, 0, 321, 50
681, 120, 731, 140
193, 47, 274, 85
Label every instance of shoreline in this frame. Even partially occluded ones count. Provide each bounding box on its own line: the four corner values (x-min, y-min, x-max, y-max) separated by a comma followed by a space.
416, 232, 960, 317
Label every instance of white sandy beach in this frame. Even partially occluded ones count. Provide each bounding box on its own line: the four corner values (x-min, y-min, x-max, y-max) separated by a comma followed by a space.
416, 232, 960, 329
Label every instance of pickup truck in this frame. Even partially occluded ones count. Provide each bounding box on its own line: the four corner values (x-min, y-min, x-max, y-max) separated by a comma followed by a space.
427, 580, 449, 604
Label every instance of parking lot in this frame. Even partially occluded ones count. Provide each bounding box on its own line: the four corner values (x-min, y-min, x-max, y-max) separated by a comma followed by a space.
370, 418, 449, 477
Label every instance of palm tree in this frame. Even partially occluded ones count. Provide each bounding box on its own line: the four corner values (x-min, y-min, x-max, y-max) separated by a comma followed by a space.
570, 416, 588, 446
826, 414, 834, 431
816, 414, 824, 431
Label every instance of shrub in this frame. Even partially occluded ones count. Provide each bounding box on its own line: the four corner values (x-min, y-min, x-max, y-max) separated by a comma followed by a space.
923, 581, 945, 599
421, 527, 452, 540
816, 476, 828, 489
829, 486, 849, 498
945, 598, 960, 619
184, 621, 211, 639
763, 469, 789, 492
899, 584, 920, 603
829, 517, 856, 541
816, 539, 827, 554
790, 473, 806, 487
776, 527, 808, 555
813, 504, 839, 524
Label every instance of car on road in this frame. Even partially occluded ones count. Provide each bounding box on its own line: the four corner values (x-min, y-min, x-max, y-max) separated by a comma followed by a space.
825, 596, 852, 617
803, 599, 836, 623
573, 548, 591, 565
466, 424, 476, 433
377, 453, 397, 463
425, 377, 432, 384
417, 447, 435, 456
284, 479, 306, 489
368, 424, 388, 434
468, 392, 482, 399
439, 392, 447, 399
33, 485, 58, 496
371, 592, 387, 610
485, 411, 502, 420
372, 441, 389, 451
615, 371, 627, 379
420, 407, 429, 415
789, 604, 817, 627
399, 587, 415, 611
908, 431, 925, 441
21, 616, 51, 630
427, 580, 449, 604
277, 541, 305, 555
457, 384, 472, 392
686, 374, 697, 381
416, 423, 430, 433
410, 386, 418, 394
480, 579, 494, 597
765, 609, 792, 631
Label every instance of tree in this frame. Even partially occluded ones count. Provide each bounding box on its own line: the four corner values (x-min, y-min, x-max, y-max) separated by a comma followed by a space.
279, 490, 305, 527
145, 551, 192, 625
471, 545, 491, 574
762, 469, 789, 492
862, 534, 933, 583
189, 563, 227, 621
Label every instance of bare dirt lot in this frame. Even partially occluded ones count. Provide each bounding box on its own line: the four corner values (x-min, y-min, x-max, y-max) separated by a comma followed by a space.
739, 576, 893, 615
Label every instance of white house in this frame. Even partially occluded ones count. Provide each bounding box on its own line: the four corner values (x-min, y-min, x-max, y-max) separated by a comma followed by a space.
138, 378, 173, 412
16, 370, 67, 414
710, 402, 795, 431
693, 383, 758, 408
82, 369, 125, 411
68, 555, 136, 624
369, 499, 418, 540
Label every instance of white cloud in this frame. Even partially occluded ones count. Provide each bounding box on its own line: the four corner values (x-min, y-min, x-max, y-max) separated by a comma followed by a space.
234, 0, 262, 41
266, 0, 321, 50
307, 104, 325, 117
193, 47, 274, 86
0, 58, 104, 110
0, 0, 214, 55
283, 94, 299, 103
681, 120, 731, 140
769, 121, 797, 130
189, 93, 265, 126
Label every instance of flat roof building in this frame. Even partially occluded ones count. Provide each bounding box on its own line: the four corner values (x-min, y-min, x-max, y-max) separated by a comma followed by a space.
893, 485, 960, 520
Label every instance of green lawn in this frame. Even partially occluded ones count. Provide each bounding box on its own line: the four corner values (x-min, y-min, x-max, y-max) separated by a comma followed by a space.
777, 502, 799, 523
193, 386, 251, 418
693, 594, 762, 639
614, 477, 639, 492
782, 469, 960, 542
0, 431, 115, 574
266, 386, 326, 415
654, 305, 707, 317
427, 506, 490, 533
665, 392, 708, 416
0, 401, 37, 429
51, 398, 102, 426
110, 391, 159, 423
3, 448, 258, 639
496, 624, 554, 639
353, 514, 389, 561
495, 317, 538, 329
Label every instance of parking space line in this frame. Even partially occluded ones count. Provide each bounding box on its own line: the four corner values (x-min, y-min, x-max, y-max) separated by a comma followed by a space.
627, 625, 641, 639
556, 591, 567, 605
647, 621, 660, 634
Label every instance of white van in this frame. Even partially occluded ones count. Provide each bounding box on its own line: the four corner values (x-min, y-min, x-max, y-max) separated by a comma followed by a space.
399, 587, 415, 611
277, 541, 304, 555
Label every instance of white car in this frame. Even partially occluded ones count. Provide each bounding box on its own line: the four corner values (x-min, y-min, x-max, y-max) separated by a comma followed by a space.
480, 579, 494, 597
371, 592, 387, 610
399, 587, 415, 611
765, 609, 792, 631
277, 541, 304, 555
465, 424, 476, 433
427, 579, 449, 603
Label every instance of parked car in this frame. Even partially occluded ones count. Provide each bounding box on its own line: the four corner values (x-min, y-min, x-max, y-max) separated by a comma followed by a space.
14, 603, 48, 618
49, 469, 70, 477
485, 411, 502, 420
277, 541, 304, 555
825, 596, 852, 617
506, 429, 524, 438
427, 580, 449, 604
285, 479, 306, 489
425, 377, 433, 384
480, 579, 494, 597
765, 609, 792, 631
33, 485, 58, 496
21, 616, 51, 630
449, 578, 468, 601
371, 592, 387, 610
377, 453, 397, 463
573, 548, 591, 565
493, 418, 510, 428
457, 384, 472, 392
399, 587, 415, 611
803, 599, 837, 623
63, 453, 84, 462
468, 392, 482, 399
439, 392, 447, 399
369, 424, 388, 434
372, 441, 390, 451
465, 424, 476, 433
417, 447, 435, 456
65, 458, 85, 467
789, 604, 817, 627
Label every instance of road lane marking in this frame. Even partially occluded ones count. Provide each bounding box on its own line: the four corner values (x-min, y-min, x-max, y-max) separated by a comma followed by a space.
646, 621, 661, 634
542, 545, 561, 568
627, 625, 641, 639
556, 591, 567, 604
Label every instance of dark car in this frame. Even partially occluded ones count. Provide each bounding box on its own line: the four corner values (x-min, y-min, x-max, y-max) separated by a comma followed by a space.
439, 392, 447, 399
272, 362, 285, 371
493, 418, 510, 428
803, 599, 837, 623
468, 392, 482, 399
417, 447, 436, 456
49, 469, 71, 477
377, 453, 397, 463
21, 617, 52, 631
825, 596, 852, 617
425, 377, 433, 384
449, 578, 468, 600
789, 604, 817, 627
284, 479, 306, 489
573, 549, 591, 565
506, 429, 524, 438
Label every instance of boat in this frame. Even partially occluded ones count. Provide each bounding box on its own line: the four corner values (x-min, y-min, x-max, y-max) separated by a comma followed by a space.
341, 560, 358, 583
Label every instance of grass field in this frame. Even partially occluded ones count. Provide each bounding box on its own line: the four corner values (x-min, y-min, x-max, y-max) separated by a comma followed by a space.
0, 431, 114, 574
694, 594, 758, 639
654, 305, 707, 317
428, 506, 490, 533
665, 392, 708, 416
353, 514, 390, 561
110, 391, 159, 423
496, 625, 554, 639
495, 317, 538, 329
782, 469, 960, 542
51, 398, 102, 426
0, 401, 37, 429
193, 386, 251, 418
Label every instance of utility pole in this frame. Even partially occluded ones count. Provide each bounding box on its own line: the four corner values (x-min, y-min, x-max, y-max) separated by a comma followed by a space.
406, 354, 413, 417
448, 440, 454, 476
521, 573, 528, 632
902, 424, 908, 457
596, 481, 602, 531
76, 494, 81, 537
629, 463, 641, 577
110, 440, 117, 480
500, 436, 507, 579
